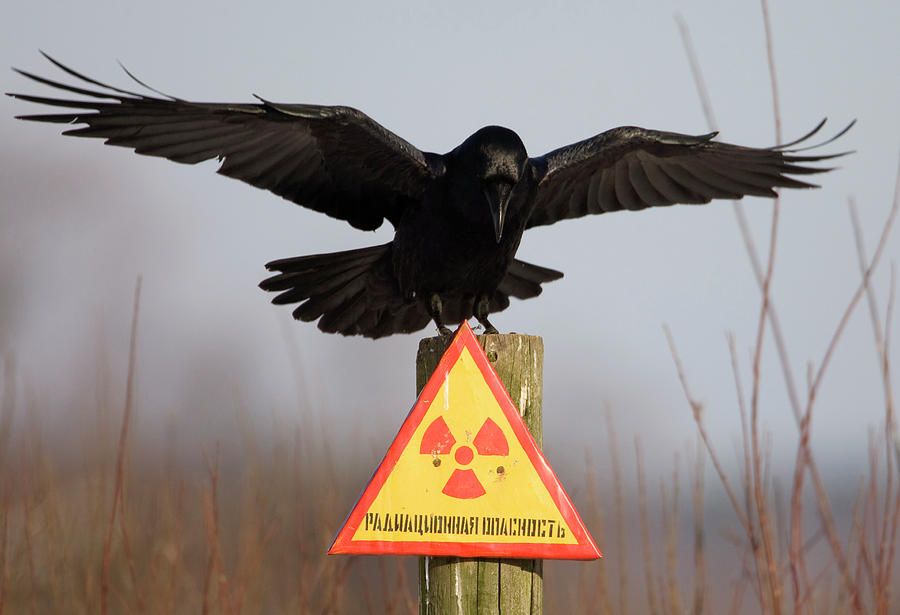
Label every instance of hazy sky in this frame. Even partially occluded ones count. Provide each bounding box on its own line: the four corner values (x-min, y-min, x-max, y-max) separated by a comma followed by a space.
2, 0, 899, 480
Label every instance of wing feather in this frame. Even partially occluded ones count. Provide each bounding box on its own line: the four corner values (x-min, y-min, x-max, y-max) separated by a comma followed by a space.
662, 163, 731, 200
641, 159, 696, 204
597, 167, 618, 213
9, 55, 439, 231
527, 122, 852, 228
627, 158, 668, 207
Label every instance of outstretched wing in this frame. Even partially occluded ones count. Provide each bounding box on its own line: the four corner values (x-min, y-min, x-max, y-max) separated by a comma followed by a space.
526, 120, 853, 229
9, 53, 441, 231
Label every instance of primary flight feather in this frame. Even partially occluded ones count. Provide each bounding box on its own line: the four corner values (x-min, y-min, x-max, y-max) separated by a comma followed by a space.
9, 54, 853, 338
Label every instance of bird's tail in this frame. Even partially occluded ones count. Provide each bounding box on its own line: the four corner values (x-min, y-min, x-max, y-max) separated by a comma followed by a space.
429, 259, 564, 324
496, 260, 564, 301
259, 243, 431, 338
260, 244, 564, 338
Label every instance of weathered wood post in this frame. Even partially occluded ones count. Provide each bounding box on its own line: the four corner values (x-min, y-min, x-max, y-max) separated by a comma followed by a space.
416, 333, 544, 615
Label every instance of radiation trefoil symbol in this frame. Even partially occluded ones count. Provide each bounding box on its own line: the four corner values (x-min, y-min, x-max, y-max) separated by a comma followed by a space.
420, 416, 509, 499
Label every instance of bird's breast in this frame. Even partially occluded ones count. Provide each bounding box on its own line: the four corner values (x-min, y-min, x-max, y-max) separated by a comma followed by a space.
392, 190, 524, 298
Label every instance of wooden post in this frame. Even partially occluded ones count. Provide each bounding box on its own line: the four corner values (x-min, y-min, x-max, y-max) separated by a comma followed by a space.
416, 333, 544, 615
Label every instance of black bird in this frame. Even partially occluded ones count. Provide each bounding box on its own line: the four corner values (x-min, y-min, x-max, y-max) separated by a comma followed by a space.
9, 55, 852, 338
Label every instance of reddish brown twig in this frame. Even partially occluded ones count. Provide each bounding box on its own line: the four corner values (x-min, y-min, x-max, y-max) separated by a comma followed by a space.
202, 443, 236, 615
635, 438, 659, 615
167, 480, 185, 615
23, 478, 36, 615
802, 156, 900, 615
0, 484, 7, 615
666, 325, 773, 609
746, 3, 786, 611
661, 457, 683, 614
604, 406, 628, 615
850, 198, 900, 614
691, 439, 708, 615
100, 276, 142, 615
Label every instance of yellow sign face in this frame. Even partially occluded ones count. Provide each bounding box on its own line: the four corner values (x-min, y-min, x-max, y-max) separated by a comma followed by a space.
358, 346, 577, 544
329, 322, 600, 559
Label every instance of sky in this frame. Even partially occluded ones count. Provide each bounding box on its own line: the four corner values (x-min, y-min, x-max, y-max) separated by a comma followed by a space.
2, 0, 899, 486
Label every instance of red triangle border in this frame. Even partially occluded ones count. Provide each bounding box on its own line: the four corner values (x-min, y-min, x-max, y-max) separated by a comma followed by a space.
329, 321, 601, 560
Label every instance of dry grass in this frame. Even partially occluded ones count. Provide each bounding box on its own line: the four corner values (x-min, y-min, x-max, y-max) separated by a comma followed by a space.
0, 190, 898, 613
0, 366, 418, 614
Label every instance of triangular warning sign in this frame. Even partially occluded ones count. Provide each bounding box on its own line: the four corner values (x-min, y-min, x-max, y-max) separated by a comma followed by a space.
329, 322, 601, 559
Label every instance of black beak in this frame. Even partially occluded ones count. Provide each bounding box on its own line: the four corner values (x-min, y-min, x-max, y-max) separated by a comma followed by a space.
483, 181, 513, 243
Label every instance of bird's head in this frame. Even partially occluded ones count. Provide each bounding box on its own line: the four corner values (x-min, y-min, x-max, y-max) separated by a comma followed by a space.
454, 126, 528, 243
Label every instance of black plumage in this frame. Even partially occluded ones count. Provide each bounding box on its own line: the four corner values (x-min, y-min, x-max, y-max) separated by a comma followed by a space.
9, 54, 853, 338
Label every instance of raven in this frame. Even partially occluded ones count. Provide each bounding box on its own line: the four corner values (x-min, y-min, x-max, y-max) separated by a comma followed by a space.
9, 55, 852, 338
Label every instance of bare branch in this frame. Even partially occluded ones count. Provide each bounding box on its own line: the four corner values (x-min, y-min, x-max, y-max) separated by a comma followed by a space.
101, 276, 142, 615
